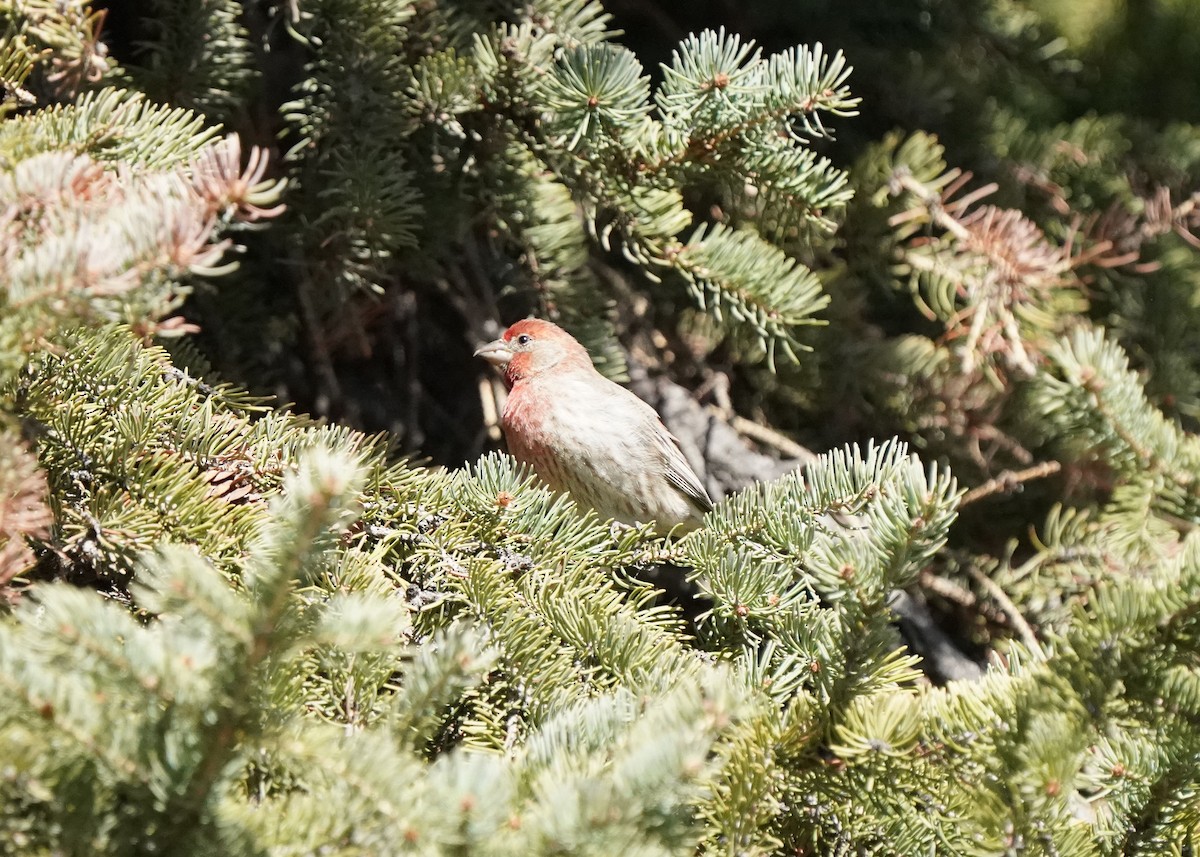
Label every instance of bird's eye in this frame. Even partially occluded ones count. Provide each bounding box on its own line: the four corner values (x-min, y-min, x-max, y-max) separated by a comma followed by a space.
516, 334, 532, 346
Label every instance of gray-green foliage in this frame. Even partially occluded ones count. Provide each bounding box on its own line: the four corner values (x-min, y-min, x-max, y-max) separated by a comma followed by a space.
272, 0, 858, 364
4, 0, 1200, 854
7, 324, 1200, 854
125, 0, 257, 120
0, 47, 284, 591
0, 326, 911, 854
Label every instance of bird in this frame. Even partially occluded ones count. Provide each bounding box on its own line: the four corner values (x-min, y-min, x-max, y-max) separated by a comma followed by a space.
474, 319, 713, 533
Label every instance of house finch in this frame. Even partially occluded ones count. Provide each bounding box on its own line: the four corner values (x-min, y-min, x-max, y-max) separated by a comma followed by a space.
475, 319, 713, 533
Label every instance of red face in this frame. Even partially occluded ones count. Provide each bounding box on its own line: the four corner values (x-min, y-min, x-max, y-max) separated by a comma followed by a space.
474, 319, 590, 386
502, 319, 569, 383
503, 319, 557, 348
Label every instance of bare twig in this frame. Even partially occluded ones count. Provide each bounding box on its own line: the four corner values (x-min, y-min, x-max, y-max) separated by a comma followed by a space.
920, 561, 1041, 654
293, 253, 343, 417
960, 460, 1062, 507
709, 406, 817, 463
919, 569, 981, 612
479, 376, 504, 442
964, 564, 1042, 654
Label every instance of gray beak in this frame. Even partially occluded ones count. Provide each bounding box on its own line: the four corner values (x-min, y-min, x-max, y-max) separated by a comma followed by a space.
474, 338, 513, 366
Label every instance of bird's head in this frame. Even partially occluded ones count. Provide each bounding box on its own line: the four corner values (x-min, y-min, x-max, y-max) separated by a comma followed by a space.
474, 319, 592, 386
